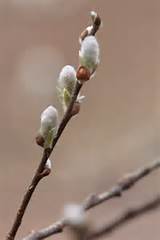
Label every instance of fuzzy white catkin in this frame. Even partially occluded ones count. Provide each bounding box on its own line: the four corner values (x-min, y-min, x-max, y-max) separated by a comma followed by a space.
58, 65, 77, 93
40, 105, 58, 138
79, 36, 100, 73
64, 204, 86, 227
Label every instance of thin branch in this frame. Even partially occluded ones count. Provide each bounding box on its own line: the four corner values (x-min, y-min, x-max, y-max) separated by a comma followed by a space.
84, 158, 160, 210
6, 12, 101, 240
22, 158, 160, 240
6, 81, 82, 240
88, 195, 160, 239
22, 220, 65, 240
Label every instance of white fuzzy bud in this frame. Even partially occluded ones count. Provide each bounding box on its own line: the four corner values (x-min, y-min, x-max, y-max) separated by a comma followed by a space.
40, 106, 58, 148
64, 204, 86, 227
58, 65, 77, 94
79, 36, 100, 73
45, 158, 52, 170
77, 95, 85, 103
40, 106, 58, 135
90, 11, 97, 21
58, 65, 77, 112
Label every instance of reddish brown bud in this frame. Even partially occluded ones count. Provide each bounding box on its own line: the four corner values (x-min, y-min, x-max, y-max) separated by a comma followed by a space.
76, 66, 91, 82
36, 134, 44, 147
71, 102, 81, 116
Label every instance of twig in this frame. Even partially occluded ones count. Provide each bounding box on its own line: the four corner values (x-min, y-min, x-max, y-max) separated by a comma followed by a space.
6, 79, 82, 240
22, 158, 160, 240
88, 195, 160, 239
22, 220, 65, 240
6, 12, 101, 240
84, 158, 160, 210
80, 11, 101, 42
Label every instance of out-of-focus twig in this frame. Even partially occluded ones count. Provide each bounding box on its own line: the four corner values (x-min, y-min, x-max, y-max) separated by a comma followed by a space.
22, 158, 160, 240
88, 195, 160, 239
84, 158, 160, 210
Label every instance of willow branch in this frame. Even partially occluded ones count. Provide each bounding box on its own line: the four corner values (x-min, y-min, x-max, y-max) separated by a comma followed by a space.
84, 158, 160, 210
6, 11, 101, 240
6, 81, 82, 240
22, 158, 160, 240
88, 195, 160, 239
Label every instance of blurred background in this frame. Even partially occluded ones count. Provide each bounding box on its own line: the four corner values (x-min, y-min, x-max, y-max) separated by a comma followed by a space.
0, 0, 160, 239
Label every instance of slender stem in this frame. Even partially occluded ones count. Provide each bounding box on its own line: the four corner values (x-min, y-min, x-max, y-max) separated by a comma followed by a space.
6, 10, 101, 240
88, 195, 160, 239
6, 82, 82, 240
22, 158, 160, 240
84, 158, 160, 210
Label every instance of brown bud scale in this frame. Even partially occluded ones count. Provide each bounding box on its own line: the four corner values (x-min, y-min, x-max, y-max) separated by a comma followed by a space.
36, 134, 44, 147
76, 66, 91, 82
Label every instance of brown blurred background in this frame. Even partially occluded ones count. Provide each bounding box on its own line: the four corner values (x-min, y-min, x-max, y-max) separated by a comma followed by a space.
1, 0, 160, 239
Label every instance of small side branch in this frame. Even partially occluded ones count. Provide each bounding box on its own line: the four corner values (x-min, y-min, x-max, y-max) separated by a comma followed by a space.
88, 195, 160, 239
22, 158, 160, 240
84, 158, 160, 210
22, 220, 65, 240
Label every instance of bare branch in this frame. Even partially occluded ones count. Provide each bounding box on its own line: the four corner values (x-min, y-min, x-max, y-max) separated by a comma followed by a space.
22, 158, 160, 240
6, 12, 101, 240
84, 158, 160, 210
22, 220, 65, 240
88, 195, 160, 239
6, 78, 82, 240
